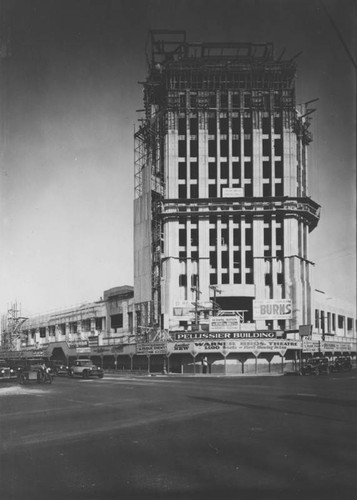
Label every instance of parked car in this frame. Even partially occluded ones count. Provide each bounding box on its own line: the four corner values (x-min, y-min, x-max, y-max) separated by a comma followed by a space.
330, 356, 352, 373
69, 359, 104, 379
300, 357, 331, 376
49, 360, 69, 376
0, 360, 16, 381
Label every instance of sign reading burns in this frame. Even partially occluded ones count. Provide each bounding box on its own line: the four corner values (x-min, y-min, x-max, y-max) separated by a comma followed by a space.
253, 299, 292, 320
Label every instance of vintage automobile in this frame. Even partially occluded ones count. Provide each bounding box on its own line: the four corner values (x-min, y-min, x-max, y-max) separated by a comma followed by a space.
0, 360, 17, 381
330, 356, 353, 373
300, 356, 331, 376
17, 361, 54, 385
49, 360, 69, 376
69, 359, 104, 379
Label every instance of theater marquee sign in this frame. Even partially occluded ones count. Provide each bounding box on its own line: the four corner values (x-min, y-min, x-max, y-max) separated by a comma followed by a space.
167, 339, 300, 356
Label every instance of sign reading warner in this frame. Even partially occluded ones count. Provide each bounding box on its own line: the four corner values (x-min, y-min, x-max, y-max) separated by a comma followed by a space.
253, 299, 292, 320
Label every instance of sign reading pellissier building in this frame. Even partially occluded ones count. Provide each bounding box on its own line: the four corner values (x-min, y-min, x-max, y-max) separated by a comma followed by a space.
253, 299, 292, 320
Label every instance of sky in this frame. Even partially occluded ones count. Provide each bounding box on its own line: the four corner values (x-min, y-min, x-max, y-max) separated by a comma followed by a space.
0, 0, 356, 317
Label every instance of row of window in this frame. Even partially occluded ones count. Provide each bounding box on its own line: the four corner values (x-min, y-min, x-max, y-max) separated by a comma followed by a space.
178, 161, 284, 180
178, 138, 283, 158
315, 310, 356, 333
177, 115, 283, 135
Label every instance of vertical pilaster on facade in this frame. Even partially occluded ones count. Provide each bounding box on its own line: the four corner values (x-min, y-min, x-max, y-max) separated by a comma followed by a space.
252, 110, 263, 197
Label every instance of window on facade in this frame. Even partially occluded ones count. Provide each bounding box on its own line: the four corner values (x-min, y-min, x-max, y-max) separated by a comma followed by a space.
178, 163, 186, 179
245, 184, 252, 197
178, 117, 186, 135
222, 273, 229, 284
190, 162, 198, 179
221, 251, 229, 268
234, 273, 241, 284
275, 182, 283, 197
209, 228, 217, 246
263, 184, 271, 197
190, 184, 198, 199
221, 228, 228, 245
179, 228, 186, 246
221, 162, 228, 179
262, 117, 270, 134
262, 139, 270, 156
244, 139, 252, 156
95, 317, 103, 331
210, 252, 217, 268
246, 272, 254, 284
40, 327, 46, 338
178, 140, 186, 157
190, 94, 197, 107
69, 321, 77, 334
190, 117, 198, 135
244, 94, 251, 108
49, 325, 55, 336
274, 117, 282, 134
191, 251, 198, 262
246, 251, 253, 268
208, 117, 216, 134
209, 93, 216, 107
244, 162, 252, 178
338, 315, 344, 328
232, 140, 239, 156
179, 274, 187, 287
277, 273, 284, 285
191, 228, 198, 246
178, 185, 186, 198
232, 117, 240, 134
232, 93, 240, 108
263, 161, 271, 179
315, 309, 319, 328
209, 163, 217, 179
220, 140, 228, 156
243, 117, 252, 133
210, 273, 218, 285
233, 229, 240, 246
220, 118, 228, 134
60, 324, 66, 335
191, 274, 198, 287
111, 314, 123, 330
232, 162, 240, 178
190, 140, 198, 157
220, 93, 228, 108
233, 251, 240, 267
265, 273, 272, 286
274, 139, 283, 156
208, 140, 216, 157
209, 184, 217, 197
275, 161, 283, 178
245, 227, 253, 246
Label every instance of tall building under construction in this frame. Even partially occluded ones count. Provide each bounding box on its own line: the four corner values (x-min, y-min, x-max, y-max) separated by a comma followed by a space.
134, 30, 320, 335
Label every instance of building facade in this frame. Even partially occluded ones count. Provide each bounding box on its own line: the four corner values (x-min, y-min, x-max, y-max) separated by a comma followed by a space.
134, 30, 320, 334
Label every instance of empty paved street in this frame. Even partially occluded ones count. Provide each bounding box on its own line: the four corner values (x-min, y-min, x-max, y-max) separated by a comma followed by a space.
1, 372, 357, 500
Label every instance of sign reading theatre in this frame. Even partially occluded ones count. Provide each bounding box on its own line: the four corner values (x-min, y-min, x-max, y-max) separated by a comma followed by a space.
253, 299, 292, 320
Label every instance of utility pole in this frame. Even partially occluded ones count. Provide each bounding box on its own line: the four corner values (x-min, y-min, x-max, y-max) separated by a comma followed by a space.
209, 285, 221, 316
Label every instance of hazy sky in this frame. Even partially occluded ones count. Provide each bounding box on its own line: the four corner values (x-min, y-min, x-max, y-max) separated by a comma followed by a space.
0, 0, 356, 317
